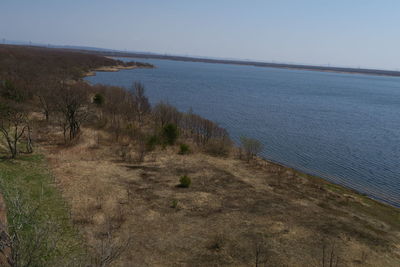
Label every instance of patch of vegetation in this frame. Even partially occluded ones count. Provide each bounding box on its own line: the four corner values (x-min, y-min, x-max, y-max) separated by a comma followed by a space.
146, 135, 160, 151
239, 136, 264, 162
348, 198, 400, 231
209, 234, 226, 251
323, 183, 348, 194
171, 199, 179, 209
162, 123, 178, 145
93, 93, 105, 106
204, 138, 231, 157
301, 171, 400, 231
0, 154, 85, 266
179, 175, 191, 188
178, 143, 190, 155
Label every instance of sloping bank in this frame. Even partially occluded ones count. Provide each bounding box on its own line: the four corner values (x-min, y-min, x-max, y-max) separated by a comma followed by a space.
0, 154, 85, 266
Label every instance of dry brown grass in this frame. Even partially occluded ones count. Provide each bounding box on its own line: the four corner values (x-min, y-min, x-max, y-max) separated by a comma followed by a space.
37, 126, 400, 266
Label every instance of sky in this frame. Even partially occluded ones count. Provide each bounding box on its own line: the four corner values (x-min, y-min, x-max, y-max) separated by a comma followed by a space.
1, 0, 399, 70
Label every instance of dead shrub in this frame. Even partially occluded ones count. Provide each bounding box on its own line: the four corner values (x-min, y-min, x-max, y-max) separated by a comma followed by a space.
72, 208, 94, 225
204, 138, 232, 157
91, 215, 132, 267
109, 206, 127, 231
209, 233, 226, 251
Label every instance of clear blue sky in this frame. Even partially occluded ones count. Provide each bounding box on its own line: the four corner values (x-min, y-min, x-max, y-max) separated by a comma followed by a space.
1, 0, 399, 69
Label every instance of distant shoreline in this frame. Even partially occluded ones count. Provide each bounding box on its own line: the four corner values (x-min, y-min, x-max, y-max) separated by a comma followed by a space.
84, 65, 137, 77
77, 50, 400, 77
84, 63, 153, 77
4, 44, 399, 77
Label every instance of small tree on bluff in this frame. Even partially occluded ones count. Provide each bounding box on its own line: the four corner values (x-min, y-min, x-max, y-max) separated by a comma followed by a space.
132, 82, 151, 124
0, 79, 31, 158
55, 82, 90, 143
240, 136, 264, 162
0, 102, 30, 158
162, 123, 178, 145
93, 93, 105, 107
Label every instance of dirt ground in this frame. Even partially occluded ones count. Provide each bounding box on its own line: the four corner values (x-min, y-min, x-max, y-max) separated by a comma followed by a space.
37, 126, 400, 267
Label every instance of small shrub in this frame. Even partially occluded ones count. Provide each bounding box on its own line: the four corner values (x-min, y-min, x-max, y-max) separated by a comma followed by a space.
209, 234, 226, 251
171, 199, 179, 209
109, 207, 126, 230
136, 141, 147, 163
162, 123, 178, 145
240, 136, 264, 162
204, 138, 231, 157
1, 80, 25, 102
93, 93, 105, 106
179, 175, 191, 188
72, 209, 94, 225
146, 135, 159, 151
179, 143, 190, 155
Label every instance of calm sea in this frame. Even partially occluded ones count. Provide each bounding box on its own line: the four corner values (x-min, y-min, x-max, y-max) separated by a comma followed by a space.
85, 58, 400, 208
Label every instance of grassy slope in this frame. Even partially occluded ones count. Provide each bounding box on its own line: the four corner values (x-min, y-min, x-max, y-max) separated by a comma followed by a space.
0, 154, 85, 266
0, 126, 399, 266
299, 172, 400, 231
37, 127, 400, 266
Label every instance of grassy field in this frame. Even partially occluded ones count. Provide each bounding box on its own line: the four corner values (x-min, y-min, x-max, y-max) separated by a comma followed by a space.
1, 126, 400, 266
35, 127, 400, 266
0, 153, 86, 266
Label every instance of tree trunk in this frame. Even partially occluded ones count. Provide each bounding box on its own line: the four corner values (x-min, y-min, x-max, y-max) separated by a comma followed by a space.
44, 110, 49, 121
26, 125, 33, 153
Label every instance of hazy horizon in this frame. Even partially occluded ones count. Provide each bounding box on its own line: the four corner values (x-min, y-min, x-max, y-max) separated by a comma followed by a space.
1, 0, 400, 70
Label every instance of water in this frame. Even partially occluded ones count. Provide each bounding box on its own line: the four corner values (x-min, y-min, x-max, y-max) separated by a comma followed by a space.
85, 58, 400, 208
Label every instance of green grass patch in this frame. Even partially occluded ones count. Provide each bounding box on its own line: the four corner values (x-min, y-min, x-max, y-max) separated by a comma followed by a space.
0, 154, 86, 266
347, 197, 400, 231
296, 170, 400, 231
323, 183, 348, 194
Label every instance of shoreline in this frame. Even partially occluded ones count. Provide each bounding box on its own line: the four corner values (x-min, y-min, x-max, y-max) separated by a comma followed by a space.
84, 64, 154, 77
79, 50, 400, 77
259, 156, 400, 209
253, 155, 400, 209
84, 66, 400, 210
84, 65, 138, 77
121, 56, 400, 77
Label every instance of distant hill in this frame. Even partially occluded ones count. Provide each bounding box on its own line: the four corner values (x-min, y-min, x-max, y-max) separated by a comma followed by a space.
1, 39, 118, 52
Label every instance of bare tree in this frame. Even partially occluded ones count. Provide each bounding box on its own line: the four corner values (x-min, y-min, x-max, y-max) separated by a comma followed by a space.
101, 86, 133, 142
25, 124, 33, 154
152, 101, 181, 128
55, 82, 90, 143
91, 212, 132, 267
132, 82, 150, 125
240, 136, 264, 162
0, 102, 29, 158
0, 183, 84, 267
33, 77, 58, 122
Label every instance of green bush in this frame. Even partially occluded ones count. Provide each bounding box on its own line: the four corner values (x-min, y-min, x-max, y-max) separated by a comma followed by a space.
179, 175, 191, 188
162, 123, 178, 145
1, 80, 25, 102
179, 143, 190, 155
93, 93, 105, 106
171, 199, 179, 209
146, 135, 160, 151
